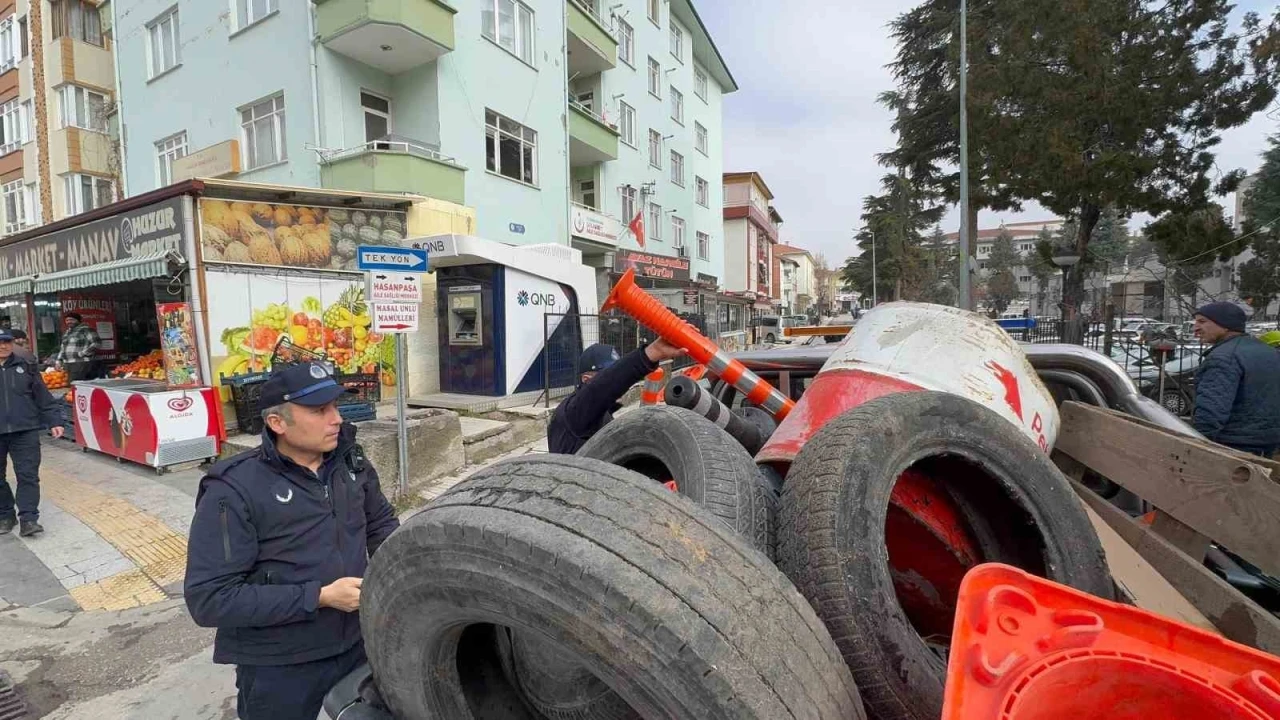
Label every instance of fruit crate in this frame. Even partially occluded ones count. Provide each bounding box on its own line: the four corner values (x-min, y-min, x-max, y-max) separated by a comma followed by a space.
336, 371, 381, 405
338, 402, 377, 423
222, 372, 271, 435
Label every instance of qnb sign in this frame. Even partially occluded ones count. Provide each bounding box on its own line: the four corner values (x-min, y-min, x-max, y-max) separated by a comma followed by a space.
516, 290, 557, 307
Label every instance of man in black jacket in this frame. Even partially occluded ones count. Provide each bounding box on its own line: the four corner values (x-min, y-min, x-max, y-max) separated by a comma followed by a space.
548, 339, 685, 454
1191, 302, 1280, 456
184, 362, 399, 720
0, 330, 63, 537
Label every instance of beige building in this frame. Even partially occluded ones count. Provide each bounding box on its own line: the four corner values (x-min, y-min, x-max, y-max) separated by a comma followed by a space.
0, 0, 119, 238
775, 243, 816, 315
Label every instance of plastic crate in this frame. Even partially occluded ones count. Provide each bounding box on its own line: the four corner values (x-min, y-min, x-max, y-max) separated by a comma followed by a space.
336, 371, 381, 405
337, 402, 377, 423
222, 372, 271, 435
271, 337, 332, 371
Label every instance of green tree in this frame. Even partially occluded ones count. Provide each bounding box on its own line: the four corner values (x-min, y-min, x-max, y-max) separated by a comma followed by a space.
1145, 204, 1240, 313
840, 171, 944, 304
1238, 132, 1280, 316
1029, 228, 1059, 314
982, 231, 1022, 314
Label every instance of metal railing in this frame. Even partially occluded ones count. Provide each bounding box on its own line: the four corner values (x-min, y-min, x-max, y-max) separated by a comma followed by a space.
568, 98, 616, 130
318, 134, 458, 165
568, 0, 613, 32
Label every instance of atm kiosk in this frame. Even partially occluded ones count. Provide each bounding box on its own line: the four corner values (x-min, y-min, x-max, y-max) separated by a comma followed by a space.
412, 234, 597, 397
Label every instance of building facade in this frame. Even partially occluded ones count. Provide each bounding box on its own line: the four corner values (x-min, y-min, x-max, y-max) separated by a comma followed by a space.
775, 243, 815, 316
722, 171, 779, 311
945, 219, 1064, 315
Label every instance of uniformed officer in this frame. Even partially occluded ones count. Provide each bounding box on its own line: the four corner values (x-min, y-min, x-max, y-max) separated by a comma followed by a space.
548, 339, 686, 454
0, 329, 62, 537
184, 362, 399, 720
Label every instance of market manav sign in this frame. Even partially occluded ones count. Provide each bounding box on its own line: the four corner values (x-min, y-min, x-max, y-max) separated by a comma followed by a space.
0, 197, 187, 281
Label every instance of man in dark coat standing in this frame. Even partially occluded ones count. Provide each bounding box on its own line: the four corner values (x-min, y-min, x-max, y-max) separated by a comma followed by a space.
0, 330, 62, 537
1191, 302, 1280, 456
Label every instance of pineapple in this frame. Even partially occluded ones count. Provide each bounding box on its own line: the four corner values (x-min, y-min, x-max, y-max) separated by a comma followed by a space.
322, 286, 367, 327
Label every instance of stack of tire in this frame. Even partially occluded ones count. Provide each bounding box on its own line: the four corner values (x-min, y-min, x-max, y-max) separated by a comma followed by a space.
360, 394, 1110, 719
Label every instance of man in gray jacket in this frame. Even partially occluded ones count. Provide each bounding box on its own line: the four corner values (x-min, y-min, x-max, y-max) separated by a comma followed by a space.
1191, 302, 1280, 456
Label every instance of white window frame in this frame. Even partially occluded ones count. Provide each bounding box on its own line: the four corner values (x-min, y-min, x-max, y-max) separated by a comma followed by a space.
2, 180, 24, 235
19, 101, 31, 145
696, 176, 709, 208
648, 129, 662, 168
648, 202, 662, 242
485, 108, 538, 186
670, 150, 685, 187
618, 19, 634, 66
233, 0, 278, 33
671, 216, 686, 248
670, 87, 684, 125
694, 66, 708, 101
361, 91, 392, 144
239, 93, 287, 170
58, 85, 108, 133
0, 99, 25, 155
0, 17, 17, 71
696, 231, 710, 260
618, 101, 636, 147
695, 121, 708, 155
647, 0, 660, 26
621, 185, 638, 223
648, 57, 661, 98
481, 0, 535, 66
62, 173, 114, 216
155, 131, 188, 187
670, 23, 683, 63
147, 7, 180, 79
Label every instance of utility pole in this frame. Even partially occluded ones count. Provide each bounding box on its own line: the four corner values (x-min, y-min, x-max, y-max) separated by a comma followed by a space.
871, 229, 878, 307
957, 0, 972, 310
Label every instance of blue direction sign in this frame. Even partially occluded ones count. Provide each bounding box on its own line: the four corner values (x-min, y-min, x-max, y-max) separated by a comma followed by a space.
356, 245, 428, 273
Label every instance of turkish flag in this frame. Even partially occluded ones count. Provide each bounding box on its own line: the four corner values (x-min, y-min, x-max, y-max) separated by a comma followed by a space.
629, 211, 645, 248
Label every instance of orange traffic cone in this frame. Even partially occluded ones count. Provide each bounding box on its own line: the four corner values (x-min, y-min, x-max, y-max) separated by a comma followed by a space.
944, 563, 1280, 719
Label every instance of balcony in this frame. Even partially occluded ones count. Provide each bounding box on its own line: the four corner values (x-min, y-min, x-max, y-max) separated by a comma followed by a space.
314, 0, 456, 74
319, 137, 466, 205
568, 101, 619, 166
566, 0, 616, 77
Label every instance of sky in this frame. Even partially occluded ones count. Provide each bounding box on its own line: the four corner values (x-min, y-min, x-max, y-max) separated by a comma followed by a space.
696, 0, 1280, 267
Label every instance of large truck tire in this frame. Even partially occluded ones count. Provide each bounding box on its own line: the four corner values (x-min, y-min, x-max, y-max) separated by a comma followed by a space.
777, 391, 1112, 720
578, 405, 775, 558
362, 455, 865, 720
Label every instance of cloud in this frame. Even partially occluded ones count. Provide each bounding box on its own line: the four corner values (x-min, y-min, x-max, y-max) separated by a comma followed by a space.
698, 0, 1280, 263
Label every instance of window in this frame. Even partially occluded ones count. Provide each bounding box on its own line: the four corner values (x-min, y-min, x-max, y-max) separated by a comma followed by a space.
695, 121, 708, 155
1019, 275, 1032, 283
240, 94, 287, 169
481, 0, 535, 65
58, 85, 107, 132
647, 0, 660, 25
579, 180, 596, 208
670, 24, 683, 62
618, 101, 636, 147
697, 231, 710, 260
155, 132, 188, 186
1019, 242, 1033, 253
0, 100, 26, 154
50, 1, 103, 46
648, 129, 662, 168
648, 203, 662, 242
670, 150, 684, 187
361, 91, 391, 143
0, 18, 17, 70
621, 185, 638, 223
648, 57, 661, 98
696, 176, 709, 207
63, 174, 113, 216
671, 216, 686, 248
234, 0, 278, 32
2, 181, 32, 235
18, 17, 26, 59
670, 88, 684, 124
20, 101, 30, 142
694, 67, 708, 101
618, 19, 634, 66
148, 8, 180, 78
485, 109, 537, 185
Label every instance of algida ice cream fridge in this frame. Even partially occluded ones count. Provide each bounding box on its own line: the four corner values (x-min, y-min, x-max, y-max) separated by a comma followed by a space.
71, 379, 226, 474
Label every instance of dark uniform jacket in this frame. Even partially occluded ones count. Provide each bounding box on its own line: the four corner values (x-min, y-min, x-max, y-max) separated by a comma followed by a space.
185, 423, 399, 666
1193, 334, 1280, 454
0, 354, 57, 434
548, 347, 657, 455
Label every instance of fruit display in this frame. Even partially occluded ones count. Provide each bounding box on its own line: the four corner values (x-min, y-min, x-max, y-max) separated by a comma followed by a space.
43, 369, 69, 389
200, 200, 409, 272
110, 350, 166, 380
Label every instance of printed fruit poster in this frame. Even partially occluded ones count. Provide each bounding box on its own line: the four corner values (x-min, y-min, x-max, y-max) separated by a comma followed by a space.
205, 271, 396, 396
156, 302, 201, 386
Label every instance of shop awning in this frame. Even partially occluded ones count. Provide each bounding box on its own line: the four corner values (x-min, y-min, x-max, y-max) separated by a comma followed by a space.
0, 275, 34, 297
33, 252, 185, 294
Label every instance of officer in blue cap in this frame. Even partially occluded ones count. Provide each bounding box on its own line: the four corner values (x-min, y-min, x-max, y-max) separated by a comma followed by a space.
184, 362, 399, 720
0, 329, 62, 537
548, 338, 685, 454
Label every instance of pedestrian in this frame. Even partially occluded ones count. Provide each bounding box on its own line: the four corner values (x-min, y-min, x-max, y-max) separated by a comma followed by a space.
8, 329, 35, 363
548, 338, 686, 455
184, 362, 400, 720
54, 313, 100, 381
1191, 302, 1280, 456
0, 330, 63, 537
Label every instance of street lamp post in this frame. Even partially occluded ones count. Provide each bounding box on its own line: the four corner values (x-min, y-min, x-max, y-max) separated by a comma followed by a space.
1052, 250, 1083, 343
957, 0, 972, 311
870, 229, 877, 307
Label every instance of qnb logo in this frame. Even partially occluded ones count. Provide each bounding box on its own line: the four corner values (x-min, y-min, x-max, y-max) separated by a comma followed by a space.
168, 397, 194, 413
516, 291, 530, 306
517, 291, 557, 307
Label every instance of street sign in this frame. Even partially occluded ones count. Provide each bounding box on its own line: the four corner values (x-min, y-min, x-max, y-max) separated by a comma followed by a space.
372, 303, 419, 333
356, 245, 428, 273
367, 272, 423, 304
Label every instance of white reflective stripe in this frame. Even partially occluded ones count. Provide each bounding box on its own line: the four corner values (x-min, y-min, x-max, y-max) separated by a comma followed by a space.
707, 353, 732, 374
691, 389, 730, 428
759, 393, 787, 415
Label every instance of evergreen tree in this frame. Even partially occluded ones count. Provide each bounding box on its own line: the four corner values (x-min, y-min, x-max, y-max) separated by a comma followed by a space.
1145, 204, 1239, 313
1238, 131, 1280, 316
983, 231, 1022, 314
840, 172, 944, 304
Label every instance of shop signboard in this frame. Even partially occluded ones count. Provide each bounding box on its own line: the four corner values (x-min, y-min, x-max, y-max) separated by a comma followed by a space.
570, 205, 619, 246
696, 273, 718, 287
0, 197, 187, 282
171, 139, 241, 182
199, 200, 409, 272
59, 295, 118, 361
156, 302, 201, 386
367, 273, 423, 304
613, 249, 691, 283
371, 303, 419, 334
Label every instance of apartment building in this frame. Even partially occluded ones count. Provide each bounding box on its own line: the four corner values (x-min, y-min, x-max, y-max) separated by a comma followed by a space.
722, 171, 780, 310
0, 0, 119, 238
110, 0, 733, 299
775, 243, 815, 316
945, 219, 1064, 313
